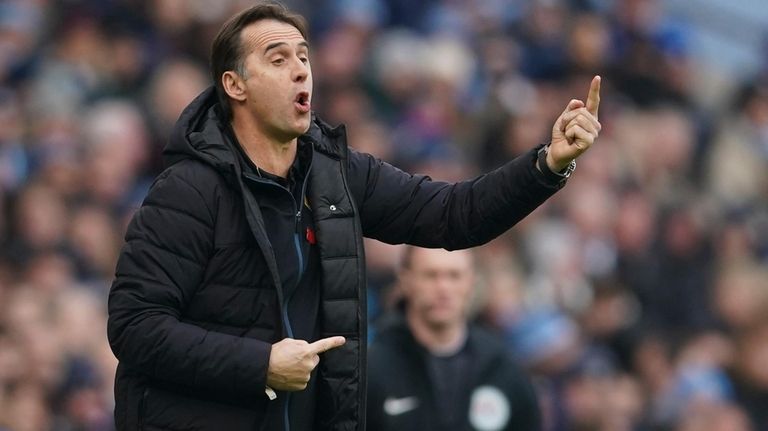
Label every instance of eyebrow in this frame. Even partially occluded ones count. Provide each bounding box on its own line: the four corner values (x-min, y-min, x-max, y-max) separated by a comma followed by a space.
264, 41, 310, 54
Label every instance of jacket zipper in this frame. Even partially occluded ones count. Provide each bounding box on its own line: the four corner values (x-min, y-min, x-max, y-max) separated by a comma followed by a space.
283, 163, 312, 431
283, 216, 295, 431
139, 387, 149, 431
282, 210, 300, 431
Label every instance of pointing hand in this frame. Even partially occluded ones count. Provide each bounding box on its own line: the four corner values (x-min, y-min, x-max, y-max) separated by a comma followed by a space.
267, 336, 346, 391
548, 76, 602, 172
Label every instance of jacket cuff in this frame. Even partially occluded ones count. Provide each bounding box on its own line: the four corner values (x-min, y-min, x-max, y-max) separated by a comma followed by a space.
529, 143, 568, 190
234, 338, 272, 397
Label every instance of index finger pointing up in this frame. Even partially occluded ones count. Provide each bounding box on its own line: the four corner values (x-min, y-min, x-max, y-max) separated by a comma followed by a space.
586, 75, 601, 119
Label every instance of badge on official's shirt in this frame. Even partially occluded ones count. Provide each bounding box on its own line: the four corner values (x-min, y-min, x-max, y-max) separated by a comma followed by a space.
468, 386, 510, 431
383, 395, 419, 416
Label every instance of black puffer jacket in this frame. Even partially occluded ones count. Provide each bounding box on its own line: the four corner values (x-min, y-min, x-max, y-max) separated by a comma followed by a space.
107, 87, 564, 431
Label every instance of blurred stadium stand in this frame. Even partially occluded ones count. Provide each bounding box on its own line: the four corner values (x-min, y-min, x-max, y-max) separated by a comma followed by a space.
0, 0, 767, 430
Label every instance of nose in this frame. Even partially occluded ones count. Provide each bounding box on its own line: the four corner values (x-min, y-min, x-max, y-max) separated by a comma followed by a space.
292, 58, 308, 83
434, 275, 453, 295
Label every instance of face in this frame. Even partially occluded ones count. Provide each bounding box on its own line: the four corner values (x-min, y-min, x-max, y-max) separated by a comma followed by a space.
229, 19, 312, 141
401, 248, 474, 330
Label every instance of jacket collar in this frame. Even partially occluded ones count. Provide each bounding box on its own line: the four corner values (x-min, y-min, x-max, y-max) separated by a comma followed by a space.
164, 86, 345, 186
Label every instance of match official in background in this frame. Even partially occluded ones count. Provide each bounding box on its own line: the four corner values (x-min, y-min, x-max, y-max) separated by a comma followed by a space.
367, 247, 541, 431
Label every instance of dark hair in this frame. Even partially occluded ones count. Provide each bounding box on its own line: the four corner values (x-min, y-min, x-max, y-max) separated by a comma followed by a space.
210, 2, 308, 120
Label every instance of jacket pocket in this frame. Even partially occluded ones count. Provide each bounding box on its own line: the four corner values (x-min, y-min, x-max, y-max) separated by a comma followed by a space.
141, 385, 266, 431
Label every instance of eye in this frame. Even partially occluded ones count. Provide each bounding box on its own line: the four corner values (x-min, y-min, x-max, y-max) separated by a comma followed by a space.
272, 58, 285, 66
299, 56, 309, 64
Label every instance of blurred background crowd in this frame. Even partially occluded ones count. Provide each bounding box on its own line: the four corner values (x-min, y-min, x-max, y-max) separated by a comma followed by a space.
0, 0, 767, 430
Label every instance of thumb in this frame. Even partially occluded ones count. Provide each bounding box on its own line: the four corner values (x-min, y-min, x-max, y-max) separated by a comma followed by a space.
308, 336, 346, 354
566, 99, 585, 112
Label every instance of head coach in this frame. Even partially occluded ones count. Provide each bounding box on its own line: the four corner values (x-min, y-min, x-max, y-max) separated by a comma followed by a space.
106, 2, 602, 430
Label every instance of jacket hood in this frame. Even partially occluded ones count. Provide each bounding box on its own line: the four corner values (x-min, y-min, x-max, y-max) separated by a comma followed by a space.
163, 86, 342, 182
164, 86, 239, 176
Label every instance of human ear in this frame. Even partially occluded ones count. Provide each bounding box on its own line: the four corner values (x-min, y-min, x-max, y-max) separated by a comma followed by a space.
222, 71, 247, 102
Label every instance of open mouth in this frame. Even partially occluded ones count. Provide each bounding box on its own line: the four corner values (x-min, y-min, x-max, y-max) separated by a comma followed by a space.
294, 91, 311, 113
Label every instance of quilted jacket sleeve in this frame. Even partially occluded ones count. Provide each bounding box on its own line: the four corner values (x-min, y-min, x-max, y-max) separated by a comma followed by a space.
348, 146, 564, 250
107, 162, 271, 398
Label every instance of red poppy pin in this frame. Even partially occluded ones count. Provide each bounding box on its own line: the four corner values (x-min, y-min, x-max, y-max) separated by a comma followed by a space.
305, 227, 316, 245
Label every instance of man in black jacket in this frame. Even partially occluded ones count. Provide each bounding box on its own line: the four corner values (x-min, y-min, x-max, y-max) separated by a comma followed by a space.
107, 3, 602, 431
367, 247, 540, 431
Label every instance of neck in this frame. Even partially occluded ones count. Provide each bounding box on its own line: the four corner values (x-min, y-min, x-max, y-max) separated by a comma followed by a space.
231, 115, 296, 178
406, 310, 467, 355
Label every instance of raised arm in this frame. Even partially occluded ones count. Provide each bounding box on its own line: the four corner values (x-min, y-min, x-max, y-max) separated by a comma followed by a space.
349, 76, 602, 250
349, 146, 558, 249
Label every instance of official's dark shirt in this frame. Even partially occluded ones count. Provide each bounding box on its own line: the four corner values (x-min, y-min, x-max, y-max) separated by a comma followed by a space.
425, 340, 471, 430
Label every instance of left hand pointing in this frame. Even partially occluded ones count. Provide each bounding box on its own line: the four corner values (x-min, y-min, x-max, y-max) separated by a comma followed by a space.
547, 76, 602, 172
